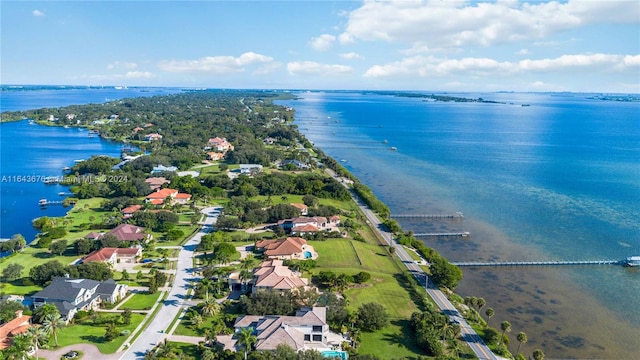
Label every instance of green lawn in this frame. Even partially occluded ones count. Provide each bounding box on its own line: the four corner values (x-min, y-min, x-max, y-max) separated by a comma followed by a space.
311, 240, 361, 269
358, 320, 425, 360
173, 315, 220, 337
55, 313, 145, 354
121, 292, 161, 310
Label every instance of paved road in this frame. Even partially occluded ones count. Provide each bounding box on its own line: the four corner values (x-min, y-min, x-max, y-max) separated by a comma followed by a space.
327, 168, 497, 360
119, 206, 221, 359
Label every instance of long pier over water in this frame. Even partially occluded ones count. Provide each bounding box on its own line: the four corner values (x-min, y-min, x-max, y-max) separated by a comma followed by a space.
391, 212, 463, 219
451, 260, 623, 267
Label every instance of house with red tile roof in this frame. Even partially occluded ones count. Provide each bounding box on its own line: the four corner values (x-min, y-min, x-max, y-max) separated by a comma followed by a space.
144, 133, 163, 141
207, 152, 225, 161
84, 232, 103, 240
0, 310, 31, 350
173, 193, 192, 205
145, 177, 170, 191
145, 188, 178, 204
289, 203, 308, 215
252, 259, 308, 294
255, 237, 317, 260
106, 224, 149, 242
121, 204, 143, 219
207, 137, 234, 152
82, 247, 142, 265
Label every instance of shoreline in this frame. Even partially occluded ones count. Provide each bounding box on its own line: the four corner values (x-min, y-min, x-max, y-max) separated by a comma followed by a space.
284, 91, 640, 359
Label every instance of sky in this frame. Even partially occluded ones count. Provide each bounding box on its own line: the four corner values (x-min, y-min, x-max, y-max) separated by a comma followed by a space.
1, 0, 639, 92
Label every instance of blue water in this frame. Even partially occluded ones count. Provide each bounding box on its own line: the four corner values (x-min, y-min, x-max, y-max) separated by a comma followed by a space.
279, 92, 640, 359
0, 86, 183, 241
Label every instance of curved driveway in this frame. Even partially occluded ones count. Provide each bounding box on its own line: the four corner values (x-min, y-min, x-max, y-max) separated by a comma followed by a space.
119, 206, 221, 359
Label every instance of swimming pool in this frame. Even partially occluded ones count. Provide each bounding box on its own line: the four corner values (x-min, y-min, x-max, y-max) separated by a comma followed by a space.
321, 350, 348, 359
304, 251, 312, 259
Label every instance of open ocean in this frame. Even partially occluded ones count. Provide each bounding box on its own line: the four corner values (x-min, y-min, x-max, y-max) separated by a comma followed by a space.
1, 88, 638, 358
278, 92, 640, 359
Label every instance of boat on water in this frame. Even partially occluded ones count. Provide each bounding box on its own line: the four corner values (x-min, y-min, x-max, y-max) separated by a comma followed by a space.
43, 176, 59, 185
624, 256, 640, 267
390, 146, 397, 151
39, 199, 48, 206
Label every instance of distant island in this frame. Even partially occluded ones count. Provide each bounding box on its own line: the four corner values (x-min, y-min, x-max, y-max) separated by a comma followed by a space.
366, 91, 505, 104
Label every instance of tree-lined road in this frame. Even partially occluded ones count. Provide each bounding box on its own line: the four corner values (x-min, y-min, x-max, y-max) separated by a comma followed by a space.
119, 207, 221, 359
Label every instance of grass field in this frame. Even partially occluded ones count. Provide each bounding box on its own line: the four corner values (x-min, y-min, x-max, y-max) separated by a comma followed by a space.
55, 313, 145, 354
121, 292, 161, 310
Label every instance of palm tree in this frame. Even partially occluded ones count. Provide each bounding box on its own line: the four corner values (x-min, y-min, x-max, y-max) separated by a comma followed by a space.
485, 308, 495, 325
200, 298, 221, 317
516, 331, 527, 355
191, 314, 204, 327
499, 321, 511, 347
237, 327, 257, 360
27, 325, 47, 359
240, 254, 257, 271
532, 349, 545, 360
43, 312, 65, 347
5, 333, 32, 360
199, 278, 212, 301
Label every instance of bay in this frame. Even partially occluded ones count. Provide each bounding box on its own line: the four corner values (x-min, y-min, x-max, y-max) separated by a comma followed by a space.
278, 92, 640, 359
0, 86, 183, 242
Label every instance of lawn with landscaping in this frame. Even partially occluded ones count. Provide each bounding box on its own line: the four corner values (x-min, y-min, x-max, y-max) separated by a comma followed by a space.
121, 292, 162, 311
55, 313, 145, 354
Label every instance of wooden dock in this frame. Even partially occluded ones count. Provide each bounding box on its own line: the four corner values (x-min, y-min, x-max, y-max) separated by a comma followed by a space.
414, 232, 470, 237
391, 212, 463, 219
451, 260, 622, 267
39, 199, 75, 207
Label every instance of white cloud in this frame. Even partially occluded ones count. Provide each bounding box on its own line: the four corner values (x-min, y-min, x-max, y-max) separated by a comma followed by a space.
80, 71, 155, 81
107, 61, 138, 70
341, 0, 640, 48
124, 71, 153, 79
287, 61, 353, 76
517, 49, 530, 55
340, 52, 364, 60
32, 9, 45, 17
364, 53, 639, 78
309, 34, 336, 51
158, 52, 274, 73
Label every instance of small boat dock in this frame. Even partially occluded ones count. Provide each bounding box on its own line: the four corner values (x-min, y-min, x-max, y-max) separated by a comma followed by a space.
39, 198, 75, 207
414, 232, 470, 237
391, 212, 463, 219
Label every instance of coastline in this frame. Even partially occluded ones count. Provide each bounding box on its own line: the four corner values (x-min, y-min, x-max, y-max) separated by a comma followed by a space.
282, 91, 640, 359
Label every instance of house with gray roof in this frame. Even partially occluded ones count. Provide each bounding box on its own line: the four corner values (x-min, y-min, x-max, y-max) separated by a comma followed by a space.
31, 277, 127, 323
231, 307, 345, 354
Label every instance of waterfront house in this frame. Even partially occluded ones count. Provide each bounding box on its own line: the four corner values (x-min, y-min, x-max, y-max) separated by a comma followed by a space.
255, 237, 316, 260
145, 188, 191, 205
252, 259, 308, 294
82, 247, 142, 266
0, 310, 31, 350
106, 224, 149, 242
232, 307, 344, 353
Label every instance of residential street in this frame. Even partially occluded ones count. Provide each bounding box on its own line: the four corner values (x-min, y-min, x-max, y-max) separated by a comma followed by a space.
119, 206, 221, 359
